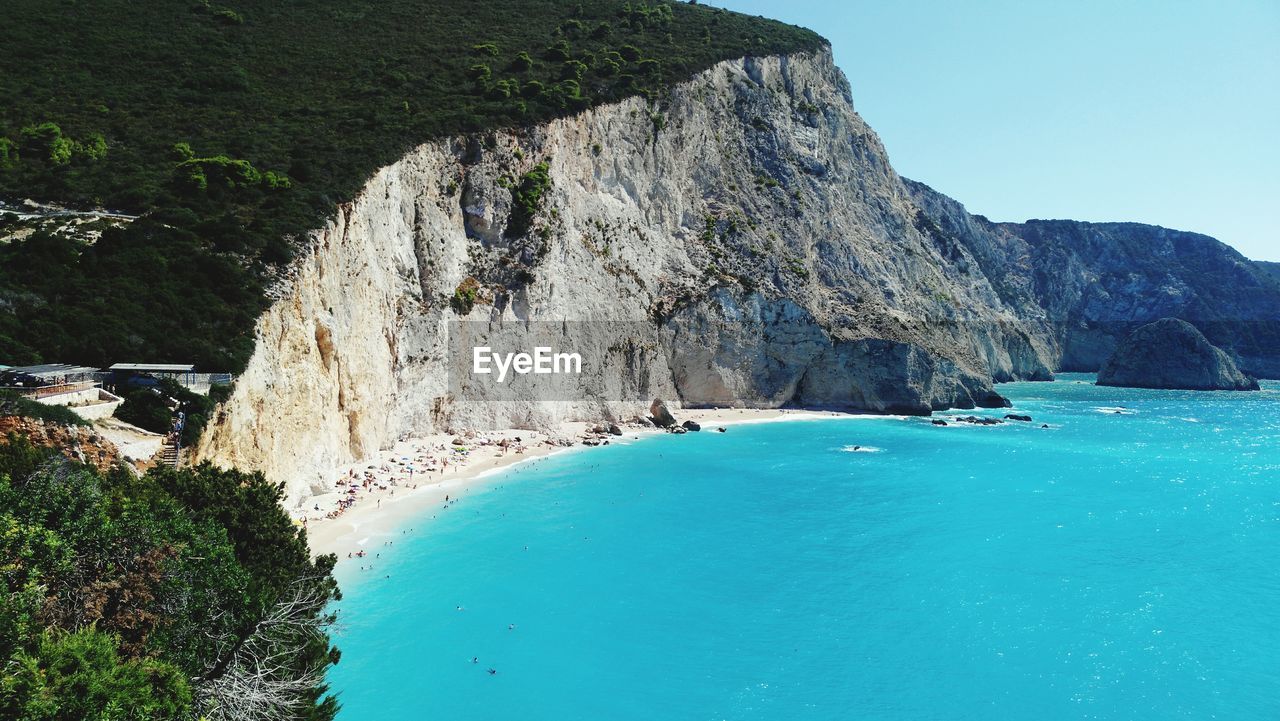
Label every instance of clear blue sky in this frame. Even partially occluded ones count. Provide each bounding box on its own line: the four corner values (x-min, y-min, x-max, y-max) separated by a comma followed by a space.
708, 0, 1280, 261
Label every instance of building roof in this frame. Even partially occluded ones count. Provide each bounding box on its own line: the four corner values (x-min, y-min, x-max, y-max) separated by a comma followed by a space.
2, 363, 102, 378
109, 363, 196, 372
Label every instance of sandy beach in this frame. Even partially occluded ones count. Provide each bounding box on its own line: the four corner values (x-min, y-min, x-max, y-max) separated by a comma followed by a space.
304, 407, 854, 558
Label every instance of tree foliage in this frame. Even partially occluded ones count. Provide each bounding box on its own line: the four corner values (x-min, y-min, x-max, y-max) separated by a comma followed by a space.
0, 628, 192, 721
0, 437, 341, 720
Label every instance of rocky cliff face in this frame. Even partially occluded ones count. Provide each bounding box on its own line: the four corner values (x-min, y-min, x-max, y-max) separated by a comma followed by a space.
196, 49, 1278, 507
1097, 318, 1260, 391
907, 181, 1280, 378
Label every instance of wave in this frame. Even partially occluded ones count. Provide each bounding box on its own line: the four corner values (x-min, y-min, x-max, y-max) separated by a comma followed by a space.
1095, 406, 1138, 415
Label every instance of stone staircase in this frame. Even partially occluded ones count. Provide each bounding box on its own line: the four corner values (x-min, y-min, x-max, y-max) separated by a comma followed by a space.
159, 439, 182, 469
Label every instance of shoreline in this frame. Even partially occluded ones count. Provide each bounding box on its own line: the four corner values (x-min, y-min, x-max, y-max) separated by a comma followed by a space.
304, 407, 861, 558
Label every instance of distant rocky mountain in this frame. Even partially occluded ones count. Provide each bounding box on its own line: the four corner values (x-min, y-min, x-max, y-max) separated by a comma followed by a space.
1097, 318, 1259, 391
1258, 261, 1280, 284
906, 181, 1280, 379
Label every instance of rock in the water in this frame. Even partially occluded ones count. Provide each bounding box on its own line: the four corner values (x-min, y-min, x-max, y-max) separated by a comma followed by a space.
649, 399, 678, 428
1004, 414, 1033, 422
716, 427, 726, 433
931, 419, 948, 426
956, 415, 1003, 426
681, 420, 701, 432
669, 426, 688, 434
975, 392, 1012, 409
1097, 318, 1260, 391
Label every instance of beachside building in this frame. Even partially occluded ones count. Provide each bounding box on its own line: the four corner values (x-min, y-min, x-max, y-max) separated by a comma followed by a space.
0, 363, 124, 419
109, 363, 198, 387
1, 363, 103, 393
107, 363, 233, 394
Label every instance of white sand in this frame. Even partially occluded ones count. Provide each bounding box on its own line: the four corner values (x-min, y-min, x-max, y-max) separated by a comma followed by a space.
304, 407, 856, 558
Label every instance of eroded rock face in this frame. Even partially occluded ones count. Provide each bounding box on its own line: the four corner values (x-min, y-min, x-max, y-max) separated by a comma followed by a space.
1097, 318, 1260, 391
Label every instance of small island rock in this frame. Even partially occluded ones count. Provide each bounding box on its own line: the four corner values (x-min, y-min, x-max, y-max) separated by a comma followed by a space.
1097, 318, 1260, 391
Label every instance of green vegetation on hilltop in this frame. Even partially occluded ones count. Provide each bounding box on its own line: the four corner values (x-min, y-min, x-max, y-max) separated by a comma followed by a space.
0, 437, 340, 720
0, 0, 823, 372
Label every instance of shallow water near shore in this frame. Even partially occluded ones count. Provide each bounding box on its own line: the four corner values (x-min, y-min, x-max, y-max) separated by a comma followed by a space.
328, 374, 1280, 720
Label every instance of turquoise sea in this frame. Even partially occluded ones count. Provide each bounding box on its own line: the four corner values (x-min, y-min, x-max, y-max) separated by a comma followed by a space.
328, 375, 1280, 720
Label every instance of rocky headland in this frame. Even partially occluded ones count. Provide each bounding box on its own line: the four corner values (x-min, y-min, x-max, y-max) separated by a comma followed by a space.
195, 49, 1280, 507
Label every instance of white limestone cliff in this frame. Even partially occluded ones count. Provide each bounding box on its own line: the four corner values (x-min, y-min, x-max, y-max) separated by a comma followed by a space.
197, 49, 1059, 507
